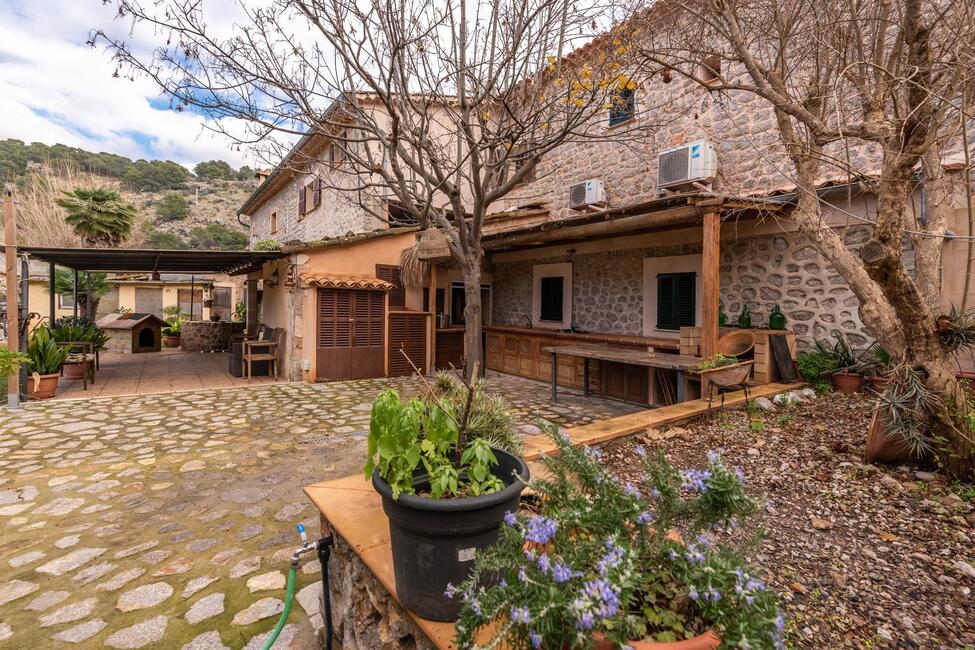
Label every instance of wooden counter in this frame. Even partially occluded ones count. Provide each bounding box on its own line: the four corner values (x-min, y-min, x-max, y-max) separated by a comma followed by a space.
485, 326, 679, 403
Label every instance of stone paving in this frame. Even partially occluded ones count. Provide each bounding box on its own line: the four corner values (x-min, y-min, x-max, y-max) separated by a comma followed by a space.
0, 372, 637, 649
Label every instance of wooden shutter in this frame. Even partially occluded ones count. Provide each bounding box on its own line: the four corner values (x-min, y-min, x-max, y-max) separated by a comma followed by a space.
313, 179, 322, 207
389, 312, 427, 376
656, 273, 695, 330
298, 184, 307, 216
317, 289, 351, 348
376, 265, 405, 308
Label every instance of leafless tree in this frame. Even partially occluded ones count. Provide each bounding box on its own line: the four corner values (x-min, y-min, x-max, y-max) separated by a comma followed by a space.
632, 0, 975, 475
98, 0, 650, 379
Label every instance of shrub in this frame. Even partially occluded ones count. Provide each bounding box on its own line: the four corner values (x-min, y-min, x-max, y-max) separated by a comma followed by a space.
795, 352, 834, 392
0, 348, 30, 377
454, 429, 783, 649
432, 371, 522, 455
155, 193, 190, 222
187, 224, 248, 250
253, 239, 281, 251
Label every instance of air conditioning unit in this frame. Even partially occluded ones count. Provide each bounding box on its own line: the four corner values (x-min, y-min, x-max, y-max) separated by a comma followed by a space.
568, 179, 607, 210
656, 140, 718, 189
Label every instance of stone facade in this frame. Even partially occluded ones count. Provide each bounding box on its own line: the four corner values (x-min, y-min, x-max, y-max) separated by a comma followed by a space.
324, 525, 435, 650
248, 169, 385, 247
490, 231, 870, 350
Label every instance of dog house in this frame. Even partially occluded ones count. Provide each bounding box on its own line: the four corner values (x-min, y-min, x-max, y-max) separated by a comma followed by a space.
96, 313, 168, 354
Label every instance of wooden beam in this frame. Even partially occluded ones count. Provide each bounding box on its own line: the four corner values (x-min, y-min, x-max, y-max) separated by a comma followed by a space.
4, 192, 20, 407
701, 210, 721, 358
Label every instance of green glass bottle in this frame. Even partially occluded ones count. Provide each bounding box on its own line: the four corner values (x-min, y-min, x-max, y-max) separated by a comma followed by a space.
768, 304, 787, 330
718, 302, 727, 327
737, 305, 752, 328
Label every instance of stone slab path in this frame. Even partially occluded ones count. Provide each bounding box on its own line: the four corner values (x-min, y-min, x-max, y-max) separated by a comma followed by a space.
0, 373, 635, 648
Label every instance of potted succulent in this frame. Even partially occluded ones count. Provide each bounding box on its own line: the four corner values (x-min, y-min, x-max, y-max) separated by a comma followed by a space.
454, 429, 784, 649
26, 327, 69, 399
161, 306, 187, 348
365, 367, 528, 622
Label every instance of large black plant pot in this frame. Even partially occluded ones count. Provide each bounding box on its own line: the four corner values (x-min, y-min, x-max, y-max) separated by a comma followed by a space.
372, 447, 528, 622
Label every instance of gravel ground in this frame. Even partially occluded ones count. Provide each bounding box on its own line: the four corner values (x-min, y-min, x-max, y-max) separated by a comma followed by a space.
602, 391, 975, 649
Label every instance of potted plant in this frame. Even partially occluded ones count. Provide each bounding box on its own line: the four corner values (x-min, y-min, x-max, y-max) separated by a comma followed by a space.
26, 327, 69, 399
863, 342, 892, 391
49, 317, 107, 379
813, 337, 864, 393
161, 306, 187, 348
454, 428, 784, 649
365, 367, 528, 621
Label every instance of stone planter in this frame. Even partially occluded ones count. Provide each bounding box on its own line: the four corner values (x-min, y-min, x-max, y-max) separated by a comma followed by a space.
27, 373, 59, 400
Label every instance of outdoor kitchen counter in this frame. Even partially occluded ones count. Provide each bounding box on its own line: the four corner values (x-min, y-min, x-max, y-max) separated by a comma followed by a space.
484, 324, 679, 349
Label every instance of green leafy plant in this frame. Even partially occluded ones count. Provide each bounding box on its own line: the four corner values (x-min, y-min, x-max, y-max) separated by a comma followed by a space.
364, 388, 504, 500
253, 239, 281, 251
49, 316, 109, 351
155, 192, 190, 222
233, 300, 247, 321
699, 353, 737, 370
27, 327, 69, 376
161, 306, 188, 337
432, 371, 522, 455
814, 336, 860, 373
0, 348, 29, 376
796, 351, 835, 392
454, 428, 783, 649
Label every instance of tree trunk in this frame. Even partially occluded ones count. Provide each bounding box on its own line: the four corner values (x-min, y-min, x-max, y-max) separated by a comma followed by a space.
460, 257, 484, 383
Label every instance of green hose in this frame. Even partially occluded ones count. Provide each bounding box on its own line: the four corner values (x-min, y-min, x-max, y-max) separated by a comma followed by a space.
261, 564, 297, 650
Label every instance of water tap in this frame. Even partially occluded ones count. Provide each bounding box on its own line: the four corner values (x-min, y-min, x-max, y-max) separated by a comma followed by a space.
290, 523, 318, 567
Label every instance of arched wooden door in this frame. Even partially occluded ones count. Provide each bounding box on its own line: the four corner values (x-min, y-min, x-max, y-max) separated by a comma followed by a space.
316, 288, 385, 380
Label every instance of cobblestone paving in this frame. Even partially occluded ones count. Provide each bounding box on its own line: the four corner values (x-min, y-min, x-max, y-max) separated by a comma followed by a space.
0, 372, 636, 649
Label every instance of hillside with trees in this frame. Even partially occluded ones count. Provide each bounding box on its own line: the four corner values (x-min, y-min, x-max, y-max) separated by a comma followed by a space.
0, 139, 255, 250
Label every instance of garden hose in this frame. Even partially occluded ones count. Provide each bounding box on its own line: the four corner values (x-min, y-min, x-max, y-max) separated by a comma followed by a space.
260, 523, 333, 650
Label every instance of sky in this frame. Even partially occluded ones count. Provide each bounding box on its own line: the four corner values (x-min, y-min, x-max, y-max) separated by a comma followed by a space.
0, 0, 255, 169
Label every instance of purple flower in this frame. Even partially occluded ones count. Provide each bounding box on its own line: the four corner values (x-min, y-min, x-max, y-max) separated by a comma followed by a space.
518, 567, 528, 582
576, 611, 595, 630
688, 587, 699, 601
470, 597, 482, 618
503, 510, 517, 526
552, 561, 575, 583
634, 444, 646, 458
596, 540, 625, 576
529, 631, 543, 649
510, 606, 531, 624
734, 466, 745, 485
668, 549, 679, 561
524, 548, 537, 561
443, 583, 457, 598
524, 516, 558, 545
536, 553, 551, 574
583, 445, 603, 461
623, 482, 641, 499
684, 544, 706, 565
636, 511, 653, 525
499, 578, 508, 588
681, 468, 711, 493
650, 487, 660, 499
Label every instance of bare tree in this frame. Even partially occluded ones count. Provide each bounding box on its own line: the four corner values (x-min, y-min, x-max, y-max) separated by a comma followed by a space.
633, 0, 975, 475
98, 0, 648, 379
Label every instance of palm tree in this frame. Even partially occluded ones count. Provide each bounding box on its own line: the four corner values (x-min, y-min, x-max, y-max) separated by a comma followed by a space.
55, 188, 136, 247
48, 269, 112, 320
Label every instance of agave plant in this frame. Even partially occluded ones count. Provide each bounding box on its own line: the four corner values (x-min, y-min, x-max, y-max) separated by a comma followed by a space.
877, 366, 939, 458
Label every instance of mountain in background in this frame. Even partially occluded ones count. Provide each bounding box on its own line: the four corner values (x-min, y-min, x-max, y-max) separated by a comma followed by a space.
0, 139, 258, 250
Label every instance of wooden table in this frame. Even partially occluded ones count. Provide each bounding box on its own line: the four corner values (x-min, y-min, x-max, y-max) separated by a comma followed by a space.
543, 343, 702, 404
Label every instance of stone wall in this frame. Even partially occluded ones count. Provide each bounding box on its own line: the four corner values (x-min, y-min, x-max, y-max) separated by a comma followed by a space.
324, 522, 436, 650
490, 232, 870, 350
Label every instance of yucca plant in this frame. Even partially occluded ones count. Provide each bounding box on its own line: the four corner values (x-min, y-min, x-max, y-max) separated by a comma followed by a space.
433, 371, 522, 455
877, 365, 939, 458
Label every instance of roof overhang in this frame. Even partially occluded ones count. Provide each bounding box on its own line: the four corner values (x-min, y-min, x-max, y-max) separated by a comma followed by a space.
299, 271, 394, 291
19, 248, 286, 276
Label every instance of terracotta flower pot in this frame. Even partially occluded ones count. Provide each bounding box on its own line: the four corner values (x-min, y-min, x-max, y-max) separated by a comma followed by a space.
832, 372, 863, 393
865, 409, 913, 463
27, 373, 59, 400
868, 375, 890, 392
62, 360, 92, 379
163, 335, 181, 348
593, 630, 721, 650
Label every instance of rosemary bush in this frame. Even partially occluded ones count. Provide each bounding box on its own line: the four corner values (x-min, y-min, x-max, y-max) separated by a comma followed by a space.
454, 428, 783, 649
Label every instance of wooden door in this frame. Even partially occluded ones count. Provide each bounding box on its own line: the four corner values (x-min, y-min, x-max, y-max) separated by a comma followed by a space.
388, 312, 427, 376
316, 288, 385, 380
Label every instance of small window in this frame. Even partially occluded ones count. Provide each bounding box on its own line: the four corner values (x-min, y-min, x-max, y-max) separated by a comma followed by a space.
609, 86, 636, 126
376, 264, 405, 308
58, 293, 75, 309
270, 211, 278, 234
299, 180, 321, 219
656, 272, 696, 330
698, 54, 722, 86
539, 276, 564, 322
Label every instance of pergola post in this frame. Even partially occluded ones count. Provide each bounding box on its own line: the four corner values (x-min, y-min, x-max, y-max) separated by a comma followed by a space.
245, 278, 259, 336
48, 262, 56, 324
72, 268, 79, 318
428, 263, 437, 371
701, 210, 721, 358
4, 192, 20, 408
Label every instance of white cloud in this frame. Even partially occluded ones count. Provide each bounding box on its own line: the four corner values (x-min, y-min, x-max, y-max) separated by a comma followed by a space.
0, 0, 261, 169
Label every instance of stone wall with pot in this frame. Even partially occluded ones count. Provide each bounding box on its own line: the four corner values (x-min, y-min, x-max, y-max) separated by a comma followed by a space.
181, 321, 232, 352
323, 522, 436, 650
490, 231, 870, 350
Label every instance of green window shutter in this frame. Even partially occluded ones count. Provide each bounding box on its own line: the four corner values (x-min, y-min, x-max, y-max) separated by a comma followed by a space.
656, 272, 695, 330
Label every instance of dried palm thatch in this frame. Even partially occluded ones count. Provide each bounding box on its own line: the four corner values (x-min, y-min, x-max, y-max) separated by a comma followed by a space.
399, 240, 429, 288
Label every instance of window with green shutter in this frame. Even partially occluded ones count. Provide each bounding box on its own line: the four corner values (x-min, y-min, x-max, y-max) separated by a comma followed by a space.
656, 272, 696, 330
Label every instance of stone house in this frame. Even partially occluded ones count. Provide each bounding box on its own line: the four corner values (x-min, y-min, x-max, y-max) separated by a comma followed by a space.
238, 31, 975, 394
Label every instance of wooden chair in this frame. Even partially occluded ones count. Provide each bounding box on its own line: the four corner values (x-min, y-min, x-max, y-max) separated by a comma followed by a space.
56, 341, 96, 391
243, 327, 283, 381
